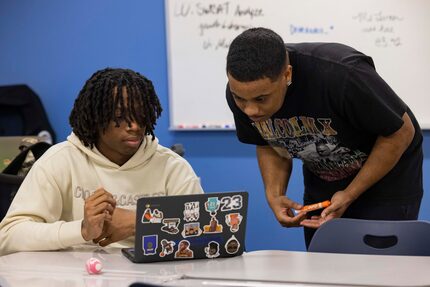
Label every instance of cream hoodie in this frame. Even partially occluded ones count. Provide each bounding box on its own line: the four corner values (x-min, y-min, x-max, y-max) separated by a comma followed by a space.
0, 133, 203, 256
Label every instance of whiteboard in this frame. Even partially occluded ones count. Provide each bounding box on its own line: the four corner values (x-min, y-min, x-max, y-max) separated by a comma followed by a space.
165, 0, 430, 130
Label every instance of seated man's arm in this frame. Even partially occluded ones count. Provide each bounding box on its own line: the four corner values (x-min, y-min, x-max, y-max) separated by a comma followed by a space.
0, 164, 83, 255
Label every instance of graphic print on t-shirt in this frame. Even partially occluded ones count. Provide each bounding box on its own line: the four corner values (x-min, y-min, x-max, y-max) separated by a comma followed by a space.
253, 117, 368, 181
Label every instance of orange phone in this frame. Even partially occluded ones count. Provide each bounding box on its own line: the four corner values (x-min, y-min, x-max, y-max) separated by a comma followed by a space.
297, 200, 331, 213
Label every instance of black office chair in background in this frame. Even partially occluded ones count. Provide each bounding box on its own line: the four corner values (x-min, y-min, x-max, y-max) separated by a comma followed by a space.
308, 218, 430, 256
170, 143, 185, 157
0, 84, 56, 143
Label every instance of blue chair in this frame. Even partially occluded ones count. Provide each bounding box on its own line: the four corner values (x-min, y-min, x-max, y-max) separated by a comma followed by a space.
308, 218, 430, 256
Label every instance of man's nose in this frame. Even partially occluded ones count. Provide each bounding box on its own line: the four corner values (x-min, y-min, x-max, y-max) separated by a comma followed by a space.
127, 121, 141, 131
243, 103, 260, 117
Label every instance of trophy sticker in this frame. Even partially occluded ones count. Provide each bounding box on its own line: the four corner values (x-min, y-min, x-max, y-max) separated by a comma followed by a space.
203, 216, 223, 234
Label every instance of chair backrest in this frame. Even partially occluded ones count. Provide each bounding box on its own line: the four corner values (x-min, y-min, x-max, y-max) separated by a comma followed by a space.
308, 218, 430, 256
0, 173, 24, 221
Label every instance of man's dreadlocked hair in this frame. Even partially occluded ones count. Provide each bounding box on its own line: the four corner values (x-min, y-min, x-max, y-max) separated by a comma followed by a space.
69, 68, 162, 148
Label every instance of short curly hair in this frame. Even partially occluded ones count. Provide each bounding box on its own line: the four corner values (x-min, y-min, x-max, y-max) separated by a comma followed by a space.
69, 68, 162, 148
227, 27, 287, 82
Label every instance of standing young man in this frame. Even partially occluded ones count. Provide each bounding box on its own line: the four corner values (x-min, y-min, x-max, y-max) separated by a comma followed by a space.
0, 68, 203, 255
226, 28, 423, 248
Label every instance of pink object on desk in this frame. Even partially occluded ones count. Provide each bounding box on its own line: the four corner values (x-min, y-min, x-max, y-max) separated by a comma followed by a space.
85, 257, 103, 274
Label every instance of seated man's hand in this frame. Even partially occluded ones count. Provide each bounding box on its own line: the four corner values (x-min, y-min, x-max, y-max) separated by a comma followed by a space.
93, 207, 136, 247
81, 188, 116, 241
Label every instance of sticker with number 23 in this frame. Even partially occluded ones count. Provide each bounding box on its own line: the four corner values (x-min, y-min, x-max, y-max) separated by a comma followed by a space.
220, 195, 243, 212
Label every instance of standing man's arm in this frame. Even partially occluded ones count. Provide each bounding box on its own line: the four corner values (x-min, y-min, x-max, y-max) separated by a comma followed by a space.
257, 145, 306, 227
302, 112, 415, 228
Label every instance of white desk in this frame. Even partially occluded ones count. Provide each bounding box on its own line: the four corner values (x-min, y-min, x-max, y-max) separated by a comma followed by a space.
182, 250, 430, 286
1, 248, 430, 287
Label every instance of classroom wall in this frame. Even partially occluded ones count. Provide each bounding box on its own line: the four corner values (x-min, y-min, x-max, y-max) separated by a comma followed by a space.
0, 0, 428, 252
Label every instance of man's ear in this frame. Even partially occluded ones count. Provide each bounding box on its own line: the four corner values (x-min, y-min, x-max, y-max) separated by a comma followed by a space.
285, 64, 293, 85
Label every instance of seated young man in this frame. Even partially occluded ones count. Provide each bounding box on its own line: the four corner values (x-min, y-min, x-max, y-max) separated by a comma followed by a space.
0, 68, 203, 255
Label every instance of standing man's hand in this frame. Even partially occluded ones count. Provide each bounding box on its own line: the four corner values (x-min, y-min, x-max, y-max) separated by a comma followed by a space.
300, 190, 354, 229
257, 145, 306, 228
268, 195, 306, 227
93, 207, 136, 247
81, 188, 116, 241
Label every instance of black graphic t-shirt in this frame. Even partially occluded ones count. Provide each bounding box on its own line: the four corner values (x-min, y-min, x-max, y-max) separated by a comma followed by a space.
227, 43, 423, 204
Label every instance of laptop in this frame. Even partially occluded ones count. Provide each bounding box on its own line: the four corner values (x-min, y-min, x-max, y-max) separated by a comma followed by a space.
0, 136, 41, 172
122, 191, 248, 263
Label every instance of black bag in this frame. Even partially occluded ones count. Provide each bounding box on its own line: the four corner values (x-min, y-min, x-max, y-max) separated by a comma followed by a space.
1, 141, 51, 220
0, 84, 56, 143
2, 141, 52, 176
